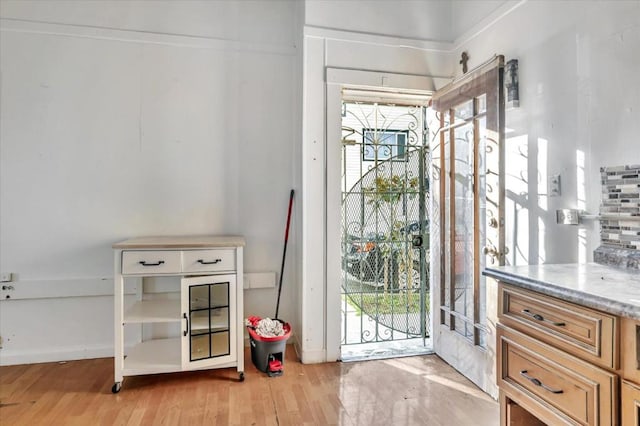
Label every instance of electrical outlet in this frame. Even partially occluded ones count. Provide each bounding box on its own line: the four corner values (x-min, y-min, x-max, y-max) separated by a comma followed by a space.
0, 273, 12, 282
549, 174, 561, 197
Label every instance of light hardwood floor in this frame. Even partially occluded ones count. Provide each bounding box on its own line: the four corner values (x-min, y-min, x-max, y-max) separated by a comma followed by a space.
0, 346, 499, 425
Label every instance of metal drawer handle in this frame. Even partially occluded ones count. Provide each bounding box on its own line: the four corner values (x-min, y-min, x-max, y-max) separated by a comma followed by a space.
197, 259, 222, 265
183, 313, 190, 337
521, 309, 566, 327
520, 370, 563, 394
139, 260, 165, 266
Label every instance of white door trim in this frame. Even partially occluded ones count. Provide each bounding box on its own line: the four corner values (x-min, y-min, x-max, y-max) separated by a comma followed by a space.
325, 68, 437, 361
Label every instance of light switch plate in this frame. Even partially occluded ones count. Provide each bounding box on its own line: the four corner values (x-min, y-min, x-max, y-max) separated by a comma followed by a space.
556, 209, 580, 225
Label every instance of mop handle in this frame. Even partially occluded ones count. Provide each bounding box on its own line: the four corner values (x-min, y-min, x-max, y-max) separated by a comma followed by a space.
275, 189, 294, 319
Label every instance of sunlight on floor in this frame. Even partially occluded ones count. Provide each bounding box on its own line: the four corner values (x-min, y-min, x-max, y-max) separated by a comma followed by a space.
341, 338, 433, 362
422, 374, 495, 403
379, 358, 494, 403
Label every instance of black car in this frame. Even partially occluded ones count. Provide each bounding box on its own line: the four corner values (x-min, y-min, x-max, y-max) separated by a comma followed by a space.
343, 232, 386, 281
343, 231, 426, 291
399, 219, 429, 235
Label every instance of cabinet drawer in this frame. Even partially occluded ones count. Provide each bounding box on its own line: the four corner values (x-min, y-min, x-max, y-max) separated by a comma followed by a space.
499, 283, 617, 369
621, 318, 640, 384
122, 250, 181, 275
182, 249, 235, 273
498, 325, 617, 426
621, 380, 640, 426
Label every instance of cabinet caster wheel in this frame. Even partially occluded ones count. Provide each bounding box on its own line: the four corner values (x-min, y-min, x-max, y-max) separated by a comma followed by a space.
112, 382, 121, 393
238, 372, 245, 382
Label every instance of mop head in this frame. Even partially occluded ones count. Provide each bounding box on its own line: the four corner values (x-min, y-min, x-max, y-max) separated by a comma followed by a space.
245, 316, 285, 338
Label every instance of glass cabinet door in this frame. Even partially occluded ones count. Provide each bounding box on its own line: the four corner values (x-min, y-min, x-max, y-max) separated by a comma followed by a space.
181, 275, 236, 368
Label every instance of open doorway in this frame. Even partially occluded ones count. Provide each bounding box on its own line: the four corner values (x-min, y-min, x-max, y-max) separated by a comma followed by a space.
339, 90, 434, 361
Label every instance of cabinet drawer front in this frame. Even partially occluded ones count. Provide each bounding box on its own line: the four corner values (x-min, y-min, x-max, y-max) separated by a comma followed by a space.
122, 250, 181, 275
622, 380, 640, 426
621, 318, 640, 384
182, 249, 235, 273
499, 283, 617, 369
498, 325, 617, 426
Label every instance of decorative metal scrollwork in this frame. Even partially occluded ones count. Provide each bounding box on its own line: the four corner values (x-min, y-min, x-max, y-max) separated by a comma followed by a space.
341, 101, 430, 346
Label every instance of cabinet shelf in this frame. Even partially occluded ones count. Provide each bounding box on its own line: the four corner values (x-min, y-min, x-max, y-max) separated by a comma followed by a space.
123, 338, 181, 375
191, 318, 229, 332
124, 300, 181, 323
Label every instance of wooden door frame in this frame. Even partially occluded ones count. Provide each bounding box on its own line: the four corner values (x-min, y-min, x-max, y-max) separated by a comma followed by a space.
430, 55, 505, 398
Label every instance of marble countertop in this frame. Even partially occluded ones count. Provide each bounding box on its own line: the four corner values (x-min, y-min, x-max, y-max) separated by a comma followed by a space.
113, 235, 246, 249
483, 263, 640, 320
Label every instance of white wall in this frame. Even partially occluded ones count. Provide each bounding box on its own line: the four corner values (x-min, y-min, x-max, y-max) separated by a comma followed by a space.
453, 0, 640, 266
305, 0, 453, 42
0, 0, 297, 45
450, 0, 511, 41
0, 0, 302, 365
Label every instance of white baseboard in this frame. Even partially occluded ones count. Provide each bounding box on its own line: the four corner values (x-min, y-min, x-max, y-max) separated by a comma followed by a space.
294, 337, 326, 364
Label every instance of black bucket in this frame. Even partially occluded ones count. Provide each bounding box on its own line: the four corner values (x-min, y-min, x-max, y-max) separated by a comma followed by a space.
247, 321, 291, 376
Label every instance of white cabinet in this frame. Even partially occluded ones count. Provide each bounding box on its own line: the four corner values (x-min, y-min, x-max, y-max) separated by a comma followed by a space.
112, 236, 245, 393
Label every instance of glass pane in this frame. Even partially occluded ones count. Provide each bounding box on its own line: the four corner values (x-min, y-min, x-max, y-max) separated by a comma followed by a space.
363, 130, 409, 161
429, 108, 443, 327
453, 100, 473, 123
478, 116, 488, 346
453, 122, 474, 339
191, 334, 209, 361
211, 283, 228, 307
190, 311, 210, 335
190, 285, 209, 310
443, 123, 451, 313
210, 307, 229, 330
211, 331, 230, 357
477, 94, 487, 114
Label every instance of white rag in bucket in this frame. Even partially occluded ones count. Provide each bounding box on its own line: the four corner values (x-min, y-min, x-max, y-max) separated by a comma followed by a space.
253, 318, 285, 338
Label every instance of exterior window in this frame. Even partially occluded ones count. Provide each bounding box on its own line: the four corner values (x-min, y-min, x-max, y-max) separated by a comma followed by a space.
363, 129, 407, 161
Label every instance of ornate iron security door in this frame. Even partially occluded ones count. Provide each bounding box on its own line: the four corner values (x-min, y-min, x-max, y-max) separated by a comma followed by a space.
340, 100, 430, 353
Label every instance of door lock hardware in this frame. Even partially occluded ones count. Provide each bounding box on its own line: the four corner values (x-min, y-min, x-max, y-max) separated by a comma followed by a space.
482, 246, 508, 264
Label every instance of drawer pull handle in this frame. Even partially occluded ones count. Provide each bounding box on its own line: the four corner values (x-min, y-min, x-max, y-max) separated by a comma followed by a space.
139, 260, 165, 267
520, 370, 563, 394
522, 309, 566, 327
183, 313, 190, 337
197, 259, 222, 265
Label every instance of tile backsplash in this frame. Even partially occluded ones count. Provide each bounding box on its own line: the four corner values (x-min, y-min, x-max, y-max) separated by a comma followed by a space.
593, 164, 640, 270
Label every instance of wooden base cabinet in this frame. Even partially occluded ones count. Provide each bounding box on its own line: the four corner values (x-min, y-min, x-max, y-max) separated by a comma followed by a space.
496, 282, 634, 426
501, 393, 546, 426
497, 324, 617, 425
112, 236, 245, 393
